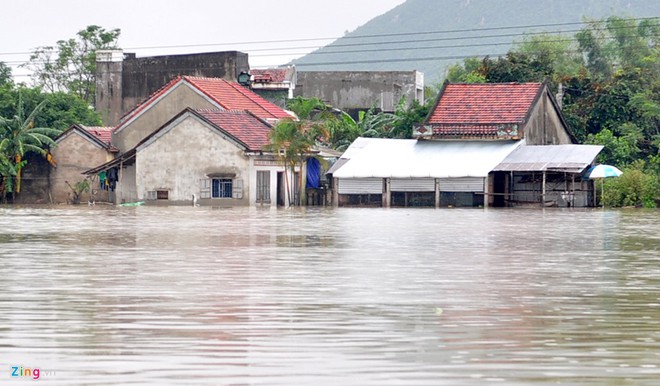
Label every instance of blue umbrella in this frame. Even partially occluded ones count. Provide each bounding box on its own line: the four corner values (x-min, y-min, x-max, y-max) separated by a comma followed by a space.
586, 164, 623, 207
586, 164, 623, 179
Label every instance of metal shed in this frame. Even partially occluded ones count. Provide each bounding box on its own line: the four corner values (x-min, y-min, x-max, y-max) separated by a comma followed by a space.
493, 145, 604, 207
330, 138, 523, 207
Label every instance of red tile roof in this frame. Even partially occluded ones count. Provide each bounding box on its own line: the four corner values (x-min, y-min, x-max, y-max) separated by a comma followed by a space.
427, 83, 543, 130
115, 75, 291, 133
195, 109, 273, 151
81, 126, 113, 145
251, 68, 288, 83
431, 124, 509, 137
185, 76, 291, 120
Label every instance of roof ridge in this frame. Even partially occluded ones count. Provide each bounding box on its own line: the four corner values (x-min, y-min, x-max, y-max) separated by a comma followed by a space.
195, 108, 250, 114
80, 125, 114, 131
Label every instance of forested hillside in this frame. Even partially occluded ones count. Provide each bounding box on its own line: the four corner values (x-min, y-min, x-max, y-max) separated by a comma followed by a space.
293, 0, 660, 82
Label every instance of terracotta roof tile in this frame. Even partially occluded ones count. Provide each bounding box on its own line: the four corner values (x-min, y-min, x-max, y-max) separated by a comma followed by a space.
115, 76, 291, 133
195, 109, 273, 151
251, 68, 288, 83
80, 125, 114, 145
428, 83, 543, 126
184, 76, 291, 120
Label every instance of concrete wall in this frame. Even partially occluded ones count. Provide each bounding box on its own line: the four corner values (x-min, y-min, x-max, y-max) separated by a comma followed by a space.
12, 154, 52, 204
96, 51, 250, 126
249, 155, 291, 206
95, 51, 124, 127
112, 83, 217, 152
135, 115, 251, 205
524, 88, 573, 145
294, 71, 424, 112
114, 163, 138, 204
49, 131, 113, 204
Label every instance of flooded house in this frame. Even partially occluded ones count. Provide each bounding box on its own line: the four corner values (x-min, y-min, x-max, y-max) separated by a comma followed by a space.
79, 76, 297, 206
330, 82, 603, 207
49, 125, 117, 204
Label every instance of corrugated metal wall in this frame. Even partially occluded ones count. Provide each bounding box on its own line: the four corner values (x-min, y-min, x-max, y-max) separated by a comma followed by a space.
438, 177, 484, 192
391, 178, 435, 192
338, 177, 486, 194
338, 178, 383, 194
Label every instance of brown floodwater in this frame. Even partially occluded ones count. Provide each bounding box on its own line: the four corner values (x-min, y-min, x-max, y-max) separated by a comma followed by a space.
1, 206, 659, 385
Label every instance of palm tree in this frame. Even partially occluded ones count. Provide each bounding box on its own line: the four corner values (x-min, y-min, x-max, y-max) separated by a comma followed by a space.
270, 97, 331, 205
327, 106, 402, 151
0, 98, 60, 198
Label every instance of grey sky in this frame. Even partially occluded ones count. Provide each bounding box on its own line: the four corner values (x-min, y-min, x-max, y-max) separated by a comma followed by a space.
1, 0, 406, 81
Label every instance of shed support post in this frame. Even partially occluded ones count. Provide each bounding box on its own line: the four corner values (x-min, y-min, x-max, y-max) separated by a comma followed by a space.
541, 171, 546, 207
382, 178, 391, 208
483, 175, 489, 208
119, 160, 123, 204
332, 178, 339, 207
435, 178, 440, 208
510, 171, 514, 207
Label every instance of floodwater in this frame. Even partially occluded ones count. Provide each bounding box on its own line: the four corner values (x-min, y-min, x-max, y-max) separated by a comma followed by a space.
1, 206, 660, 385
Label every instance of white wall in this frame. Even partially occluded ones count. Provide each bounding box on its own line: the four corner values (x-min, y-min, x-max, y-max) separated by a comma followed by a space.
135, 115, 251, 204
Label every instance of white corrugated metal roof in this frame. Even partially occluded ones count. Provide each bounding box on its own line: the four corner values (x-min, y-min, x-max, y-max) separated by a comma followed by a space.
332, 138, 523, 178
494, 145, 604, 173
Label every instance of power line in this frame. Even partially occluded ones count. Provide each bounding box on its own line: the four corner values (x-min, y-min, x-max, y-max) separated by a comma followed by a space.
8, 29, 658, 68
0, 16, 657, 58
68, 16, 660, 51
6, 25, 658, 68
4, 16, 658, 76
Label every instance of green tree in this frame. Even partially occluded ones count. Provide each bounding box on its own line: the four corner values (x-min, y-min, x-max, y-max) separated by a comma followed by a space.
0, 98, 60, 198
390, 97, 434, 139
586, 125, 642, 166
270, 97, 331, 205
0, 62, 13, 88
516, 33, 583, 80
0, 86, 102, 131
327, 105, 401, 150
601, 161, 660, 207
446, 57, 485, 83
25, 25, 121, 105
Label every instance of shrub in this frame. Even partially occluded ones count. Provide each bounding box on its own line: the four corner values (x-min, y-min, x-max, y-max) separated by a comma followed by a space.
600, 161, 660, 207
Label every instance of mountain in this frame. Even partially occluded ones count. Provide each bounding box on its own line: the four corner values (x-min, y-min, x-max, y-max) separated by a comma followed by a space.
292, 0, 660, 83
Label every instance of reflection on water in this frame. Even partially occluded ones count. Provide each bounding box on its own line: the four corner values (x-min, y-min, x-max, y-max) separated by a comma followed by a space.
1, 206, 660, 385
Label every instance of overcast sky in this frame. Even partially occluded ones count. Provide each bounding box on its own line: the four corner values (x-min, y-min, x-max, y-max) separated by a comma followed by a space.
1, 0, 406, 81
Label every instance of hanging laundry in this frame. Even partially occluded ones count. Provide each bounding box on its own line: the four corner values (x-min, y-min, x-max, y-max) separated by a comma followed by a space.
99, 171, 107, 190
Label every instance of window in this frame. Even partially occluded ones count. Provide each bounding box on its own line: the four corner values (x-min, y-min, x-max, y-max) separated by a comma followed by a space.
212, 179, 233, 198
256, 171, 270, 203
146, 190, 169, 200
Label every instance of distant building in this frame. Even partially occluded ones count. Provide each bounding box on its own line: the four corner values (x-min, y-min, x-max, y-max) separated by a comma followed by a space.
294, 70, 424, 114
330, 82, 603, 208
95, 50, 250, 126
248, 67, 297, 109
